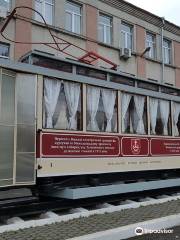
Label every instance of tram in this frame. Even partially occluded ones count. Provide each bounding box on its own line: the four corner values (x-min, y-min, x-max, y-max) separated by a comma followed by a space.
1, 50, 180, 199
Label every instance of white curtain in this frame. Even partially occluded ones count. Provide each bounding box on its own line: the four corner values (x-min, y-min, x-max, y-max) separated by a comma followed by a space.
149, 98, 158, 134
102, 89, 116, 132
160, 100, 170, 135
174, 102, 180, 136
44, 78, 61, 128
134, 95, 145, 134
122, 93, 132, 132
64, 82, 80, 130
130, 104, 138, 133
54, 93, 68, 129
87, 86, 100, 131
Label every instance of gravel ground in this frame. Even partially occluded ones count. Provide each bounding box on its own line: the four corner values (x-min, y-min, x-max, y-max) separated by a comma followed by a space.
1, 199, 180, 240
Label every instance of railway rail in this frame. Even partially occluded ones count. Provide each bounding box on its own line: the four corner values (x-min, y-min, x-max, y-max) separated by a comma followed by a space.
1, 179, 180, 220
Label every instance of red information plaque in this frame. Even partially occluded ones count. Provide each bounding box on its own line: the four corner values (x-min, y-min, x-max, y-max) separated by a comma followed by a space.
41, 133, 120, 157
151, 138, 180, 156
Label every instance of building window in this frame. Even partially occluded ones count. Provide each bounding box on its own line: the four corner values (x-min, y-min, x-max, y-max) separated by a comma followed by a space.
146, 32, 156, 59
98, 14, 112, 44
35, 0, 54, 25
43, 78, 82, 130
121, 22, 133, 49
149, 98, 171, 136
122, 93, 147, 134
0, 42, 10, 58
86, 86, 117, 132
163, 39, 171, 64
65, 1, 82, 34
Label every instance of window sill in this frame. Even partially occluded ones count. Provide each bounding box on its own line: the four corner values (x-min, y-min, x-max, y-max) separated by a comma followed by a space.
164, 63, 176, 69
98, 41, 114, 49
145, 57, 176, 69
145, 56, 161, 64
0, 56, 9, 59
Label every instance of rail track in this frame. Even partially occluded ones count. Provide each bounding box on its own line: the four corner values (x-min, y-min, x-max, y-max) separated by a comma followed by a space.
1, 182, 180, 221
1, 189, 180, 239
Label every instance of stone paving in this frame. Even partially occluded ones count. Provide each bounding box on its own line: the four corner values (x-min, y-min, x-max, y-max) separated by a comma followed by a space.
0, 199, 180, 240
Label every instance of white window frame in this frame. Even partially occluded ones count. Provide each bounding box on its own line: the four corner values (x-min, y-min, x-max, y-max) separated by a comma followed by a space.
163, 39, 171, 64
121, 22, 133, 50
98, 14, 112, 44
0, 42, 10, 59
65, 1, 82, 34
146, 32, 156, 59
35, 0, 54, 25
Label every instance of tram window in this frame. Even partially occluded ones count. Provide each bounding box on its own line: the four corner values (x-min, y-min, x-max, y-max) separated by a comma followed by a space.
110, 74, 135, 86
43, 78, 82, 130
161, 86, 178, 96
121, 93, 147, 134
149, 98, 171, 136
173, 102, 180, 136
86, 86, 117, 132
77, 66, 107, 80
33, 55, 73, 73
137, 81, 159, 92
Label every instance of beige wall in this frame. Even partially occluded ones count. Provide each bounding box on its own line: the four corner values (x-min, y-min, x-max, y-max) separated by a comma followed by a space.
164, 66, 175, 85
174, 41, 180, 87
176, 69, 180, 88
85, 4, 98, 54
14, 0, 33, 60
136, 25, 146, 78
146, 61, 161, 82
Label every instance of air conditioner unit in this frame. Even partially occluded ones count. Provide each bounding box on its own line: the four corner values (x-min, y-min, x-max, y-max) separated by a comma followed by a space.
120, 48, 131, 60
0, 7, 7, 19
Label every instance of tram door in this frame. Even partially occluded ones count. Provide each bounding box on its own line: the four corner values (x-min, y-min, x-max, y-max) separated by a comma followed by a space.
0, 69, 16, 187
0, 70, 36, 187
15, 73, 36, 184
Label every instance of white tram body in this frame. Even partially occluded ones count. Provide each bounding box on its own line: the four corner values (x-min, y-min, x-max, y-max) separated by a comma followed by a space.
1, 51, 180, 196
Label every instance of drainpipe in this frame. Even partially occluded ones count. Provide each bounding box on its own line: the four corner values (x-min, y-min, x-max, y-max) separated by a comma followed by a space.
161, 17, 165, 83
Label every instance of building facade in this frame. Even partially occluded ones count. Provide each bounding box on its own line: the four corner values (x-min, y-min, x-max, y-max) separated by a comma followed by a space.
0, 0, 180, 86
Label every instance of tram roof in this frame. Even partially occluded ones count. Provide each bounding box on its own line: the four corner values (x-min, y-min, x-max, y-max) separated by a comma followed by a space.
0, 50, 180, 102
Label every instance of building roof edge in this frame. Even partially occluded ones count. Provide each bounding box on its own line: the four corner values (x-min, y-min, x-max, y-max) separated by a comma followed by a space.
99, 0, 180, 36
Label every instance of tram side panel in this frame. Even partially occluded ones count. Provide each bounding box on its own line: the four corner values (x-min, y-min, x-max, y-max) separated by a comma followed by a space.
36, 75, 180, 178
37, 132, 180, 177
